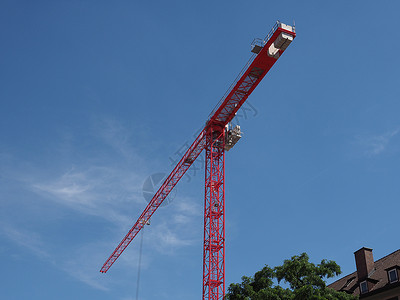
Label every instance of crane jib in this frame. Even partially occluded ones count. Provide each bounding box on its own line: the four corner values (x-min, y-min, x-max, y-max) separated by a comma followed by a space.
100, 21, 296, 280
208, 25, 296, 128
100, 130, 206, 273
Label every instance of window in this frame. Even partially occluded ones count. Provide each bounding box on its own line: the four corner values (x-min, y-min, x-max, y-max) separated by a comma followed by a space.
388, 269, 399, 283
343, 277, 355, 288
360, 280, 368, 294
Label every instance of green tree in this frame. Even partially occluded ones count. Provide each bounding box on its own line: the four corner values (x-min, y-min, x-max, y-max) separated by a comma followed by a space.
225, 253, 357, 300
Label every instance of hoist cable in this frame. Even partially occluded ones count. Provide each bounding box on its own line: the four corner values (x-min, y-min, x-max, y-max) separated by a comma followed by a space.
135, 228, 144, 300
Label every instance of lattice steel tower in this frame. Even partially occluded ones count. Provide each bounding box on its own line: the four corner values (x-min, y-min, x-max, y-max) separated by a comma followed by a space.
100, 21, 296, 300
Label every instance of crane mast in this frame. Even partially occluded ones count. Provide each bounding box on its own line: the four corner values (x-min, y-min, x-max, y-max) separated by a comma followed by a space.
101, 21, 296, 300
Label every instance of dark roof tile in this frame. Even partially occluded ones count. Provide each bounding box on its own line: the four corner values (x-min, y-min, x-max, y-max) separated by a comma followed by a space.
328, 249, 400, 296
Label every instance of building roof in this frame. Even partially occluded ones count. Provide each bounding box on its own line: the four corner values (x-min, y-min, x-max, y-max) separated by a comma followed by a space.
328, 249, 400, 296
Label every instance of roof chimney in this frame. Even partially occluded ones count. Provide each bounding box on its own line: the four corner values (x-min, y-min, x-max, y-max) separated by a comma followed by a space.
354, 247, 374, 280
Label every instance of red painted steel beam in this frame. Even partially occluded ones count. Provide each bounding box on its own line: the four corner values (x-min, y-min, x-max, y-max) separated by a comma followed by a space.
100, 129, 207, 273
207, 25, 296, 127
203, 126, 225, 300
100, 21, 296, 280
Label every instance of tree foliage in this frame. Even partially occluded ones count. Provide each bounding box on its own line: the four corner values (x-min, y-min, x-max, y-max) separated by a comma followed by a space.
225, 253, 357, 300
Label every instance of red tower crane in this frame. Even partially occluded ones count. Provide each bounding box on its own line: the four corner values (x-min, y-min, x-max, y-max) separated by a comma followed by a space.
100, 21, 296, 300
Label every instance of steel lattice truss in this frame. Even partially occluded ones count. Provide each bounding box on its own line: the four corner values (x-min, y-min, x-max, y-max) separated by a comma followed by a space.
203, 127, 225, 300
100, 20, 296, 300
100, 130, 206, 273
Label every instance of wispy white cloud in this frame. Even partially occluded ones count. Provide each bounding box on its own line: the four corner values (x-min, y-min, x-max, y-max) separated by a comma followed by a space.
172, 214, 191, 224
0, 225, 50, 260
93, 117, 141, 163
152, 223, 194, 252
31, 166, 143, 228
355, 127, 400, 157
174, 198, 202, 216
0, 224, 148, 291
143, 198, 202, 255
170, 196, 202, 225
0, 117, 201, 292
11, 164, 200, 288
59, 242, 121, 291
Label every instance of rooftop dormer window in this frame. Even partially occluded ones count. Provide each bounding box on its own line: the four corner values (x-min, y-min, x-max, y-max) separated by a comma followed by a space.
388, 269, 399, 284
343, 277, 355, 288
360, 280, 368, 294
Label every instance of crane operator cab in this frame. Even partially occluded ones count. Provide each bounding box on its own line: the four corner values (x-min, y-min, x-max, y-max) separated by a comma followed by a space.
225, 124, 242, 151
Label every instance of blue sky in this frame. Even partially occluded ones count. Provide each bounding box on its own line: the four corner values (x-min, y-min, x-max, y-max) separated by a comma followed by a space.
1, 1, 400, 299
